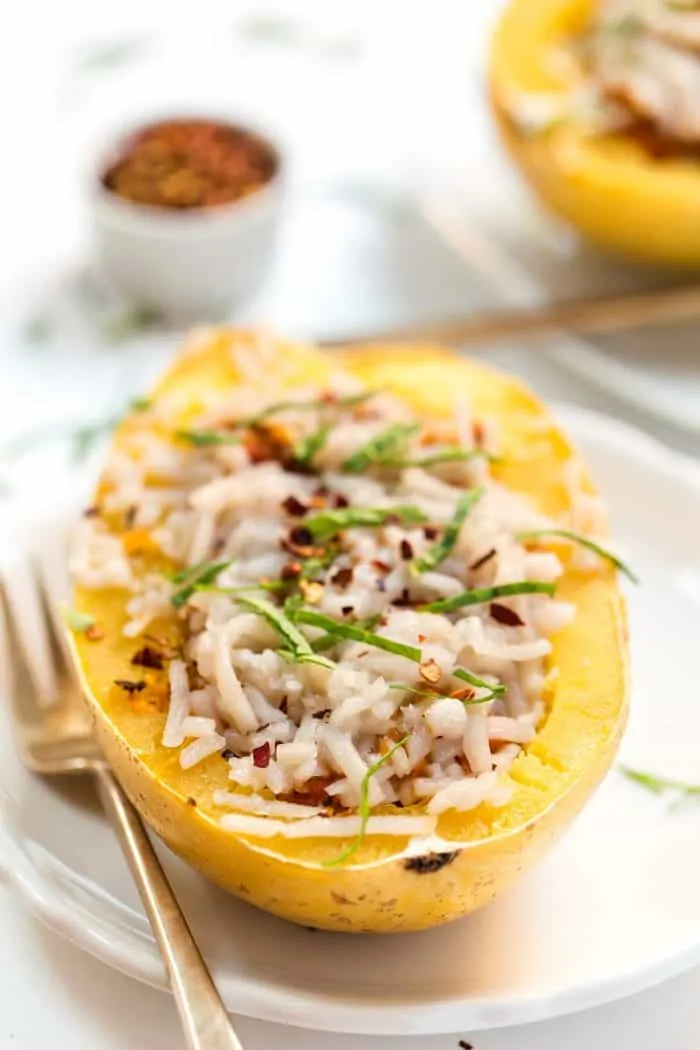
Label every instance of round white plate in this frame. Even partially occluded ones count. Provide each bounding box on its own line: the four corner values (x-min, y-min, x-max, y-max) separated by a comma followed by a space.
1, 405, 700, 1036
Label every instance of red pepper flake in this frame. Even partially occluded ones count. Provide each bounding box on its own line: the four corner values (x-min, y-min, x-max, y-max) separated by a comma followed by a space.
399, 539, 414, 560
372, 559, 391, 576
470, 548, 496, 572
102, 118, 278, 211
423, 525, 439, 540
186, 797, 197, 808
252, 742, 271, 768
281, 561, 302, 581
114, 679, 147, 694
341, 605, 354, 616
451, 686, 475, 702
131, 645, 164, 670
84, 623, 105, 642
419, 659, 442, 685
393, 587, 413, 607
332, 493, 349, 509
282, 495, 308, 517
472, 420, 486, 448
490, 603, 524, 627
330, 566, 354, 588
83, 504, 100, 518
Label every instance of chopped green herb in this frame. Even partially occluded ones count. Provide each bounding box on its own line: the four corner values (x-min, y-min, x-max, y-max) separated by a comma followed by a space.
620, 767, 700, 797
175, 430, 241, 448
283, 592, 304, 619
305, 504, 427, 542
170, 560, 233, 608
295, 608, 504, 697
244, 390, 377, 428
62, 607, 96, 632
420, 581, 556, 615
3, 395, 153, 464
101, 305, 161, 343
195, 581, 286, 596
293, 422, 331, 467
412, 488, 484, 574
343, 422, 421, 473
236, 595, 334, 670
384, 448, 495, 469
294, 609, 422, 662
452, 668, 506, 696
516, 528, 638, 584
322, 736, 411, 868
298, 548, 339, 581
69, 419, 121, 461
75, 37, 149, 73
389, 682, 498, 705
311, 614, 383, 653
130, 397, 152, 413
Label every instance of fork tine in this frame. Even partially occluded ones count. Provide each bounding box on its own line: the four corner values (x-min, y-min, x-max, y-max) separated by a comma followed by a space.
33, 532, 79, 681
1, 560, 58, 707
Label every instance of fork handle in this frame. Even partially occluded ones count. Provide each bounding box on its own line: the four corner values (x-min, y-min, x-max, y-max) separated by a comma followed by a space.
94, 766, 243, 1050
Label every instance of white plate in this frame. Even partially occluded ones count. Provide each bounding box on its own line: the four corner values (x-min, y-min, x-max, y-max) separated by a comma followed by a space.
1, 405, 700, 1036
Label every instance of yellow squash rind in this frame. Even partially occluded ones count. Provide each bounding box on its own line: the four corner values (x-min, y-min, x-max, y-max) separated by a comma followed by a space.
490, 0, 700, 268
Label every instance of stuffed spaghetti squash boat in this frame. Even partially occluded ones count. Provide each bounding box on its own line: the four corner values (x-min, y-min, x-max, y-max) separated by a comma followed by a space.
69, 330, 629, 932
491, 0, 700, 267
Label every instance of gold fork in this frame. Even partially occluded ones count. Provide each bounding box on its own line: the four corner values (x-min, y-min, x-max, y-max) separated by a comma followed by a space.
0, 552, 244, 1050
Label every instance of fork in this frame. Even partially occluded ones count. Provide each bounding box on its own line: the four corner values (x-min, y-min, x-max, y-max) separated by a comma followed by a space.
0, 551, 244, 1050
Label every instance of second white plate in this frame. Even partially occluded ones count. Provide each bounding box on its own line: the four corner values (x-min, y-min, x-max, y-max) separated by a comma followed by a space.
1, 405, 700, 1035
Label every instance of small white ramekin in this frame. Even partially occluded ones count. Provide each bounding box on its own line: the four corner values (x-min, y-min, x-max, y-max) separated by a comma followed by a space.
88, 115, 286, 323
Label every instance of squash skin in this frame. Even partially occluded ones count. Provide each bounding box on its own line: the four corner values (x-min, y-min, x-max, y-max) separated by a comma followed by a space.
490, 0, 700, 268
72, 331, 628, 933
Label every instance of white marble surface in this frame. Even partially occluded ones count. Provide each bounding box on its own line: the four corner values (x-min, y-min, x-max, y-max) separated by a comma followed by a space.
1, 0, 699, 1046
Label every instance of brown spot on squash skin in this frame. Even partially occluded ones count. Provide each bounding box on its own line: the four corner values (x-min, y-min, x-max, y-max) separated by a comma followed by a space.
405, 851, 460, 874
330, 890, 358, 906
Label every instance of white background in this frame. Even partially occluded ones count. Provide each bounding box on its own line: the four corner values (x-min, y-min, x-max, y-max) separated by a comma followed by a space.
1, 1, 699, 1046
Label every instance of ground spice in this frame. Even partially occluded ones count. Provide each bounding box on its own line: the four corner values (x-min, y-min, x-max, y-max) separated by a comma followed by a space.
102, 118, 278, 210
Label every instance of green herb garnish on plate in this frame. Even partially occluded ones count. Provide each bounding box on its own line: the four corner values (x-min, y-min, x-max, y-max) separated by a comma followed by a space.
620, 767, 700, 798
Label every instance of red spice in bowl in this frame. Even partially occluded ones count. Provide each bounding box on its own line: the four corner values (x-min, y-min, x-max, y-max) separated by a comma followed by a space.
101, 118, 279, 211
